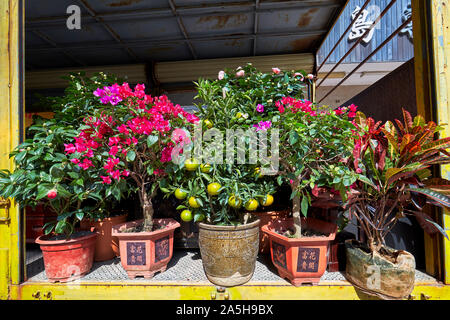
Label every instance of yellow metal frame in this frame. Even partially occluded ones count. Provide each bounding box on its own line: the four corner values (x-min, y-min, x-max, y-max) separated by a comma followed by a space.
1, 0, 450, 300
429, 0, 450, 285
0, 0, 23, 300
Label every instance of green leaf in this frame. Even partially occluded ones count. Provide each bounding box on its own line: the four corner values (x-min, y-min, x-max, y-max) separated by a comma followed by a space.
301, 196, 308, 217
56, 185, 72, 199
126, 150, 136, 162
408, 186, 450, 208
289, 131, 299, 146
160, 187, 170, 193
36, 184, 53, 200
50, 165, 64, 179
176, 205, 187, 210
75, 211, 84, 221
147, 135, 159, 147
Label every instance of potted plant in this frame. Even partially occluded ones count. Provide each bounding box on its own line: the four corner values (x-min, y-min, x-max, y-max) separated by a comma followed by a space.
198, 64, 315, 254
67, 83, 199, 279
0, 72, 125, 282
39, 72, 131, 263
0, 118, 103, 283
344, 109, 450, 299
261, 98, 359, 286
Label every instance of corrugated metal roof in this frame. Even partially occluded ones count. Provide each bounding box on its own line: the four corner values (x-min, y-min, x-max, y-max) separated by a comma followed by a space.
25, 0, 347, 70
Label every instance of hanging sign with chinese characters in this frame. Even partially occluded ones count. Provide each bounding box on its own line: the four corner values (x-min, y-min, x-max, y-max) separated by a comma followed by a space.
399, 4, 413, 41
348, 5, 377, 44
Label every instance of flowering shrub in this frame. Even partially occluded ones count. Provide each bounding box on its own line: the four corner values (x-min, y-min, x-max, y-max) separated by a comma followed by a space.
66, 83, 199, 231
345, 109, 450, 253
274, 98, 359, 237
197, 63, 312, 131
0, 73, 123, 237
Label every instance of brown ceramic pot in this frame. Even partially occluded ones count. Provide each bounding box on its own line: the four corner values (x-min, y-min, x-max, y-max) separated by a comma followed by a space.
262, 217, 337, 286
345, 240, 416, 300
112, 218, 180, 279
198, 218, 260, 287
80, 213, 128, 262
253, 210, 290, 254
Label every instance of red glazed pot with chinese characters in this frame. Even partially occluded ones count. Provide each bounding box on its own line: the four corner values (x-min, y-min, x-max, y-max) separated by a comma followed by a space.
262, 217, 337, 286
112, 218, 180, 279
35, 231, 97, 283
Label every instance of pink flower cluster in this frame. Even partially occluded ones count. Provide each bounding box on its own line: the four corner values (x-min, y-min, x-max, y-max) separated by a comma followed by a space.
253, 121, 272, 131
275, 97, 358, 118
275, 97, 315, 115
334, 104, 358, 118
66, 83, 199, 185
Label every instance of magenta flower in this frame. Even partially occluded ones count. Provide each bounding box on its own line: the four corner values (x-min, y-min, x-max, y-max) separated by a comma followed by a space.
253, 121, 272, 131
256, 104, 264, 113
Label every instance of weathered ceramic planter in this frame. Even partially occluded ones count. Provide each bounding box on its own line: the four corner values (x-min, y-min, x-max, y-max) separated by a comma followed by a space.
198, 218, 260, 287
262, 217, 337, 286
80, 213, 128, 262
35, 231, 97, 283
345, 240, 416, 300
253, 210, 290, 254
112, 218, 180, 279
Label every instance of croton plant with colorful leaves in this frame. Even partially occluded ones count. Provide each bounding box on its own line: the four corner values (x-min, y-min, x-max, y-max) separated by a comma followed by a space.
66, 83, 199, 231
346, 109, 450, 253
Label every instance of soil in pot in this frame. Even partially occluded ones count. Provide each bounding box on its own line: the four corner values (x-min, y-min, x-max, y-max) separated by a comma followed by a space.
262, 217, 337, 286
35, 231, 97, 283
80, 213, 128, 262
112, 218, 180, 279
253, 210, 290, 254
345, 240, 416, 300
198, 218, 260, 287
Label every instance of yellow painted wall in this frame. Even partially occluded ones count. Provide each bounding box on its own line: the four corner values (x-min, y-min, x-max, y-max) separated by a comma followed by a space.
0, 0, 23, 300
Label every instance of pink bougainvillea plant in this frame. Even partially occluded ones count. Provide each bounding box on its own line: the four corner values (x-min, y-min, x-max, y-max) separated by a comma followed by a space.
65, 83, 199, 231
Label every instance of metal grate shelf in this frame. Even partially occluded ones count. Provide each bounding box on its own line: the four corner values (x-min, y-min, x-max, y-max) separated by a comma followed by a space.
25, 246, 437, 285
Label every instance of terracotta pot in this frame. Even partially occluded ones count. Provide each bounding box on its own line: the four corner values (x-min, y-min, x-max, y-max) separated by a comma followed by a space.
35, 232, 97, 283
80, 213, 128, 262
198, 218, 260, 287
262, 217, 337, 286
26, 205, 57, 244
345, 240, 415, 300
112, 218, 180, 279
253, 210, 290, 254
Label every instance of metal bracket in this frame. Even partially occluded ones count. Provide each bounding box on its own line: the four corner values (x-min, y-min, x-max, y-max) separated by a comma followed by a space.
211, 287, 230, 300
0, 198, 10, 222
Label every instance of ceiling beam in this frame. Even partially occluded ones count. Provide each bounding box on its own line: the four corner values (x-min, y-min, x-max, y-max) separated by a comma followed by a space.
30, 30, 86, 66
168, 0, 197, 60
253, 0, 260, 56
27, 29, 327, 54
25, 1, 342, 30
76, 0, 140, 62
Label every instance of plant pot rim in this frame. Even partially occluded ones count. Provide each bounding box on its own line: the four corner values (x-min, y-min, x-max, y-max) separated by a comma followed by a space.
35, 231, 97, 246
82, 212, 128, 223
252, 209, 290, 216
112, 218, 180, 237
262, 217, 337, 243
198, 218, 260, 231
345, 239, 414, 264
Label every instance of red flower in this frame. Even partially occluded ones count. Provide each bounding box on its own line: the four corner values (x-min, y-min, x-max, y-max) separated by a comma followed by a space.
47, 189, 58, 199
